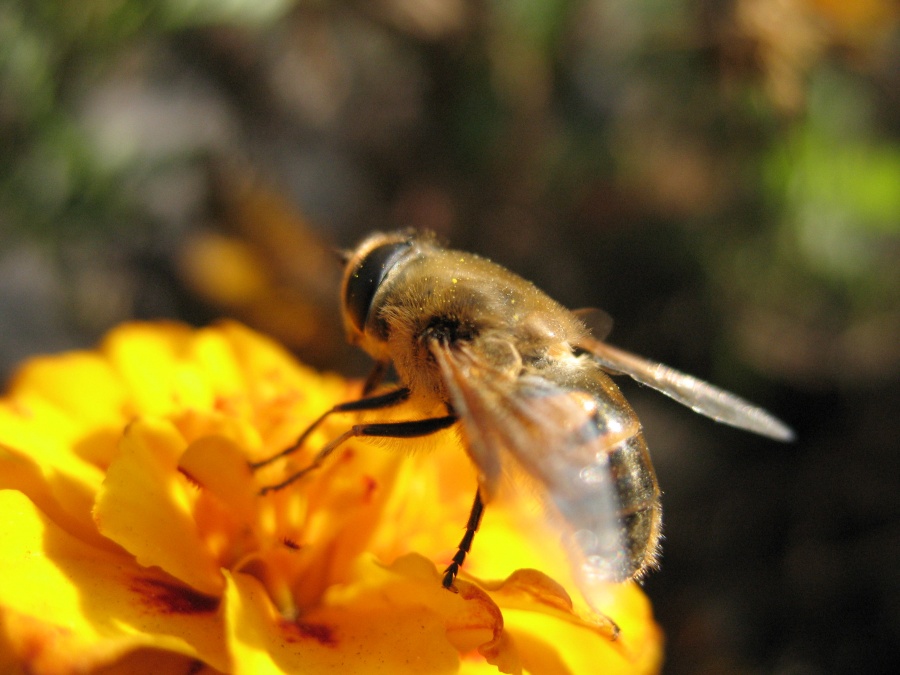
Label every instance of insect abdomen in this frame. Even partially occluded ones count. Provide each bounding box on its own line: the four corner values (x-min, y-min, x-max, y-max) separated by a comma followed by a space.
542, 367, 662, 583
607, 432, 661, 579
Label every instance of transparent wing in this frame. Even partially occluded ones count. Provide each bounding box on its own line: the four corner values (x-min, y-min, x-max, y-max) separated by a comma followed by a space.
578, 337, 795, 441
571, 307, 614, 341
430, 339, 660, 586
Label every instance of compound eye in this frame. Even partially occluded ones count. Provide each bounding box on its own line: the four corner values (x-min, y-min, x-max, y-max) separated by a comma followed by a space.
344, 240, 413, 333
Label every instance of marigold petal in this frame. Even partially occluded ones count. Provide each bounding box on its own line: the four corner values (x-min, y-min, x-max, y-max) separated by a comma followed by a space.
0, 444, 113, 551
503, 604, 663, 675
89, 648, 224, 675
179, 435, 258, 527
284, 445, 404, 611
458, 654, 514, 675
362, 554, 500, 654
368, 437, 480, 566
101, 322, 219, 417
225, 569, 462, 675
370, 437, 575, 590
97, 320, 346, 428
8, 351, 130, 434
94, 418, 224, 596
0, 490, 229, 673
480, 571, 663, 675
212, 321, 349, 418
179, 434, 265, 574
0, 395, 107, 543
185, 324, 256, 396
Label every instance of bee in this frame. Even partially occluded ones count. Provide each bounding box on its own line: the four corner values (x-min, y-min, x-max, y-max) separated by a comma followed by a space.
253, 230, 793, 610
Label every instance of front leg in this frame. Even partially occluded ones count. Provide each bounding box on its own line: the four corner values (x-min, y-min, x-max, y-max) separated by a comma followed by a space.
442, 488, 485, 590
257, 414, 458, 495
249, 386, 412, 470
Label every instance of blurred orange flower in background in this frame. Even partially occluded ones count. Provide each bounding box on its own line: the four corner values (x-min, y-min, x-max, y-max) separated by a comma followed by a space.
0, 321, 662, 674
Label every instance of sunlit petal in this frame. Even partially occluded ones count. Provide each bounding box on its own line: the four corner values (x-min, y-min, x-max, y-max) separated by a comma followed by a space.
0, 489, 229, 672
94, 418, 225, 596
225, 556, 499, 675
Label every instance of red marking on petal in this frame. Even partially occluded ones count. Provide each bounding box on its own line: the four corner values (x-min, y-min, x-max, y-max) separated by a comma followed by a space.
213, 395, 237, 413
362, 476, 378, 502
178, 466, 202, 488
8, 400, 34, 419
17, 618, 73, 663
283, 537, 301, 550
279, 620, 337, 647
130, 577, 220, 615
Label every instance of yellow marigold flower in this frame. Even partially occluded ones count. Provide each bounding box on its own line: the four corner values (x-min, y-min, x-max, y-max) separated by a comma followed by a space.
0, 321, 663, 674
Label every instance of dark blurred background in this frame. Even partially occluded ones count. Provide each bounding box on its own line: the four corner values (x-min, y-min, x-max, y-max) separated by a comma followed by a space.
2, 1, 898, 673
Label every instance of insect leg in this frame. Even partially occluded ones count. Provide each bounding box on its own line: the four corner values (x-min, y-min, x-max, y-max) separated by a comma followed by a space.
250, 386, 412, 470
442, 489, 485, 590
257, 414, 457, 495
361, 360, 391, 396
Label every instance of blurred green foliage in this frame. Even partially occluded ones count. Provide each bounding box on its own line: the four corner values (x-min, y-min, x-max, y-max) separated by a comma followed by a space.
1, 0, 897, 380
